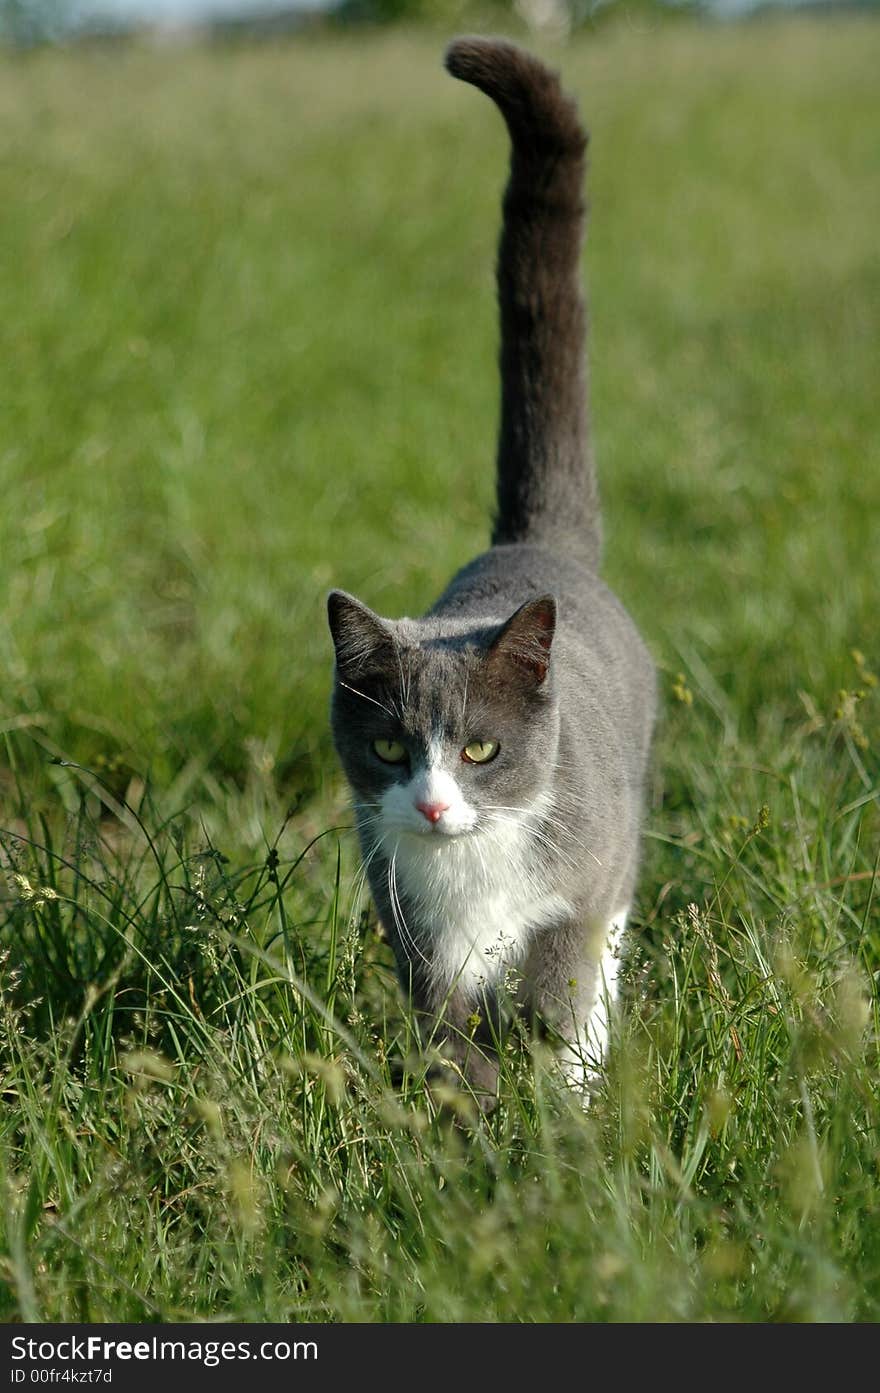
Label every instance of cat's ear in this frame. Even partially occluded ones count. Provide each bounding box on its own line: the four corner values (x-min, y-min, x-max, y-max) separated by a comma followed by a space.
327, 590, 396, 680
487, 594, 556, 687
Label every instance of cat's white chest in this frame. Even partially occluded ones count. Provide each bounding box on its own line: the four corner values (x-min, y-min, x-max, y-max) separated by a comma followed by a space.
392, 820, 571, 1000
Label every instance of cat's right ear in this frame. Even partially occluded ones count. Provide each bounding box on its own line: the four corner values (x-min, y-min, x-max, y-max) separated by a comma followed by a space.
487, 594, 556, 687
327, 591, 395, 680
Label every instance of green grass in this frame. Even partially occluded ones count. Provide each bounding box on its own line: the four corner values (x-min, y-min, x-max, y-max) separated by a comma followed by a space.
1, 16, 879, 1321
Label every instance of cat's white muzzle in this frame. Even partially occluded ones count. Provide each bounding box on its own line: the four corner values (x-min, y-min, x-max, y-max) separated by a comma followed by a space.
380, 765, 478, 841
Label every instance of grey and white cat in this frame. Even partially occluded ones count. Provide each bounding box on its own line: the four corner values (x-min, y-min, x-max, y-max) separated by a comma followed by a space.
327, 38, 656, 1105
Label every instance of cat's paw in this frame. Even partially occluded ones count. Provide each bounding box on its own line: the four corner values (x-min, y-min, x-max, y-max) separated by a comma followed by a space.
426, 1050, 500, 1117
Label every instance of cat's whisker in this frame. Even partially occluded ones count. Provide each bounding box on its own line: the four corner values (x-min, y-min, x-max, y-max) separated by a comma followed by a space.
394, 647, 413, 720
482, 808, 565, 850
348, 847, 374, 912
472, 834, 495, 896
482, 811, 580, 872
493, 835, 577, 878
540, 800, 604, 867
360, 834, 385, 866
482, 802, 581, 845
337, 680, 397, 720
388, 843, 432, 969
350, 834, 385, 909
543, 824, 602, 867
348, 835, 389, 908
350, 868, 371, 913
482, 800, 604, 868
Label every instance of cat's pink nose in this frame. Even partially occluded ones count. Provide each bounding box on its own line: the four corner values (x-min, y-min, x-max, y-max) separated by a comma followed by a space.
416, 800, 449, 825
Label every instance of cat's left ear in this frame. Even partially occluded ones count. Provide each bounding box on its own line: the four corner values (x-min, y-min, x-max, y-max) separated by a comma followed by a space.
327, 590, 396, 680
487, 594, 556, 687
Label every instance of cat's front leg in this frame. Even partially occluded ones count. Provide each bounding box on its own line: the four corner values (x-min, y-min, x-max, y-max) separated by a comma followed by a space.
375, 874, 502, 1109
524, 905, 630, 1095
410, 976, 501, 1111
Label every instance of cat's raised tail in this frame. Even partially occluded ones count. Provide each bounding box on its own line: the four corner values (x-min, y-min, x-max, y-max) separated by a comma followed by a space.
445, 38, 600, 568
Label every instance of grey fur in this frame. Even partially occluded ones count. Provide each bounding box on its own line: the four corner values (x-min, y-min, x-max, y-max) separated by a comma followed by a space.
327, 38, 656, 1105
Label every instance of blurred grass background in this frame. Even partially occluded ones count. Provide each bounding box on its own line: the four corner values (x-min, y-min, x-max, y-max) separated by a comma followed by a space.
1, 15, 879, 1322
2, 18, 877, 802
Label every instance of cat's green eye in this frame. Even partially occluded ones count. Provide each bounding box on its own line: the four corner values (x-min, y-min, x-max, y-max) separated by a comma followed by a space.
462, 740, 500, 765
373, 739, 408, 765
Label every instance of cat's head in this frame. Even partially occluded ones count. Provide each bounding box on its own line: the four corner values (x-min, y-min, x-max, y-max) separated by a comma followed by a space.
327, 590, 559, 842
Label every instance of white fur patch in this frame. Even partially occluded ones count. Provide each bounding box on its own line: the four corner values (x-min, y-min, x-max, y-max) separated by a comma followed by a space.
559, 904, 630, 1094
378, 766, 570, 1000
586, 904, 629, 1063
